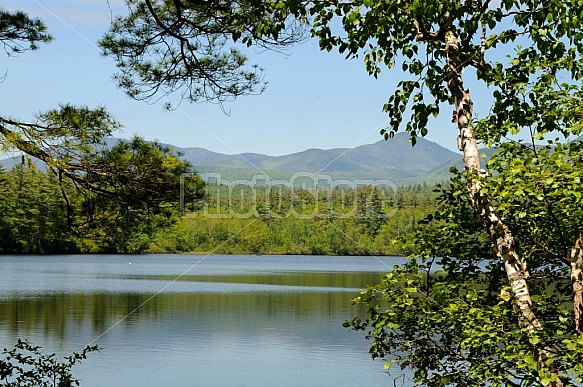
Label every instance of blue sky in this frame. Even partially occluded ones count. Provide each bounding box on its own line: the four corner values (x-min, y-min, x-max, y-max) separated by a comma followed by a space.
1, 0, 464, 156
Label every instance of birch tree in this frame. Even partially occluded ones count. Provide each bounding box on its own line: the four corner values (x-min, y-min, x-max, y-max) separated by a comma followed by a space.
297, 0, 583, 384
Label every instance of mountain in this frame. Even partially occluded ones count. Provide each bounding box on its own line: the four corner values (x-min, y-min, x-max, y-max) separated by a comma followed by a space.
0, 133, 462, 184
0, 155, 27, 170
173, 133, 459, 184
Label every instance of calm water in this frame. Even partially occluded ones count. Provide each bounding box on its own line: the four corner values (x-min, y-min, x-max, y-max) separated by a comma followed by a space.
0, 254, 408, 386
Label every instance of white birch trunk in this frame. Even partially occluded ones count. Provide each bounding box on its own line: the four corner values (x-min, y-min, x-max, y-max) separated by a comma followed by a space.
440, 14, 563, 385
442, 24, 540, 333
571, 236, 583, 333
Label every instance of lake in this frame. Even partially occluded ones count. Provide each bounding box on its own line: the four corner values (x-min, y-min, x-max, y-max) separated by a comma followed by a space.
0, 254, 408, 386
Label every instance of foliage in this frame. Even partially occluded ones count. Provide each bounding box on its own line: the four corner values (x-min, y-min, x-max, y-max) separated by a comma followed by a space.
486, 140, 583, 267
77, 136, 197, 225
3, 162, 77, 254
152, 183, 437, 256
2, 106, 196, 216
347, 169, 583, 385
7, 0, 583, 385
0, 339, 98, 387
99, 0, 306, 106
0, 11, 199, 252
303, 0, 583, 145
0, 8, 52, 55
1, 10, 198, 238
0, 162, 437, 254
0, 139, 198, 254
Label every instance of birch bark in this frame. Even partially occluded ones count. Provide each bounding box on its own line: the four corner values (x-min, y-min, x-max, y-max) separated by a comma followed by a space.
441, 14, 540, 333
440, 13, 563, 385
571, 236, 583, 333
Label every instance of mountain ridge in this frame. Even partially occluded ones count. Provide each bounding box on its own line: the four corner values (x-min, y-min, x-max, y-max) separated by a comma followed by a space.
172, 132, 459, 182
1, 133, 462, 184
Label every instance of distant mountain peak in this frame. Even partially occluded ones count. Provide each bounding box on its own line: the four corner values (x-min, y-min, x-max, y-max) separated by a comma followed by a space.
1, 134, 461, 185
170, 133, 459, 184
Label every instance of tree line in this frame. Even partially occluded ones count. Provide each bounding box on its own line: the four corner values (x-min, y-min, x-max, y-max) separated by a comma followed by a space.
155, 181, 438, 255
0, 136, 194, 254
0, 160, 439, 256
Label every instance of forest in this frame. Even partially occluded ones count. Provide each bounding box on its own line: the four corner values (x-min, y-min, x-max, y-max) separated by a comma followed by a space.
0, 158, 438, 256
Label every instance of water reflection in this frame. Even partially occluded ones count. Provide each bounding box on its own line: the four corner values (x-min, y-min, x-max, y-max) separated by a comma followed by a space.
0, 291, 371, 340
0, 255, 401, 387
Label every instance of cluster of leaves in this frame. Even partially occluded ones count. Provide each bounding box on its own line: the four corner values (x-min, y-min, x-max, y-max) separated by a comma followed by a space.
305, 0, 583, 145
0, 339, 98, 387
0, 8, 52, 55
486, 140, 583, 268
2, 104, 195, 209
346, 164, 583, 385
255, 0, 583, 384
99, 0, 306, 106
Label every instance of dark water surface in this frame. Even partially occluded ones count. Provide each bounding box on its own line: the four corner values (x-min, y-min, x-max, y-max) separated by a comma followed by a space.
0, 254, 408, 386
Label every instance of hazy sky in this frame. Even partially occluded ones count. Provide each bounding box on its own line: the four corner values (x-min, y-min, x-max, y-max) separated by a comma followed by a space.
1, 0, 465, 156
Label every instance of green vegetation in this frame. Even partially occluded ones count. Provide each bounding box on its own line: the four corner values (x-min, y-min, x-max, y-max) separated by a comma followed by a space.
153, 182, 438, 255
1, 13, 196, 254
0, 161, 438, 255
0, 339, 98, 387
0, 137, 197, 254
1, 6, 198, 386
285, 0, 583, 385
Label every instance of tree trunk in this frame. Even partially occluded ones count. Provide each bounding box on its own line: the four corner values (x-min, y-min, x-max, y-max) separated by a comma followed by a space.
441, 13, 562, 385
442, 18, 540, 333
571, 235, 583, 333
